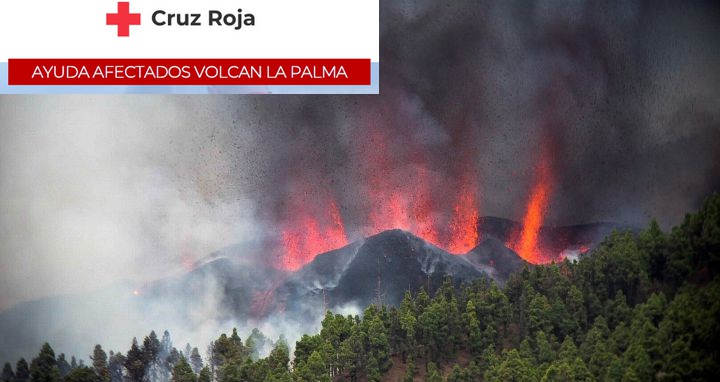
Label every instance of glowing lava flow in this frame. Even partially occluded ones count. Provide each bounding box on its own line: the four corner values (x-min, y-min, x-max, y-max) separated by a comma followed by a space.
410, 167, 441, 247
280, 197, 348, 271
510, 155, 553, 264
447, 183, 480, 253
279, 176, 480, 268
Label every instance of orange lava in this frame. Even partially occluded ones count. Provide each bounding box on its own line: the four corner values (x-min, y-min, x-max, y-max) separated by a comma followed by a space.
280, 194, 348, 271
410, 167, 441, 247
358, 126, 479, 254
509, 150, 553, 264
447, 182, 480, 253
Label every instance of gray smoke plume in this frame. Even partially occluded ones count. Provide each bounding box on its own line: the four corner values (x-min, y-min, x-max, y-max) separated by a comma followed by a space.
235, 0, 720, 233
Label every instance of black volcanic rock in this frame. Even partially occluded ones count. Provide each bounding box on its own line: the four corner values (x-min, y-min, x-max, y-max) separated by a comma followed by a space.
279, 230, 487, 313
136, 219, 627, 319
330, 230, 486, 306
142, 257, 288, 319
463, 237, 530, 282
287, 240, 363, 291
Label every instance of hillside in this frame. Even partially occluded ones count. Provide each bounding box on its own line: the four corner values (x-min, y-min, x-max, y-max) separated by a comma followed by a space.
3, 193, 719, 382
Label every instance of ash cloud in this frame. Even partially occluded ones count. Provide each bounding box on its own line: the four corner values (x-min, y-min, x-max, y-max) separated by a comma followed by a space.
380, 0, 720, 228
237, 0, 720, 231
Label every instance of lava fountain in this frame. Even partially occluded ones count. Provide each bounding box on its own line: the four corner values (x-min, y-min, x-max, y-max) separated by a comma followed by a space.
279, 184, 348, 271
447, 180, 480, 253
509, 146, 554, 264
356, 120, 480, 254
275, 108, 484, 269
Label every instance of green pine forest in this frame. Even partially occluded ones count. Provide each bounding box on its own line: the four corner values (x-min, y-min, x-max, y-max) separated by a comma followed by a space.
2, 194, 719, 382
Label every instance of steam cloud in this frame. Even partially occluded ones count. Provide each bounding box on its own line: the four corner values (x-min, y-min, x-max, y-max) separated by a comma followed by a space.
0, 0, 719, 364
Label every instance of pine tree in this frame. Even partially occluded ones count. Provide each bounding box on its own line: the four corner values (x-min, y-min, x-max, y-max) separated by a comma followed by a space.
399, 299, 418, 362
566, 285, 587, 333
605, 355, 624, 382
571, 357, 593, 381
246, 328, 268, 362
293, 334, 321, 369
230, 329, 246, 359
486, 349, 535, 382
338, 329, 365, 382
479, 345, 498, 372
183, 344, 191, 362
170, 357, 195, 382
55, 354, 70, 379
364, 356, 381, 382
446, 364, 465, 382
466, 361, 483, 381
166, 348, 181, 369
621, 368, 640, 382
606, 290, 631, 329
639, 219, 667, 281
124, 338, 145, 382
622, 341, 652, 381
294, 351, 328, 382
418, 300, 446, 362
159, 332, 172, 356
217, 360, 241, 382
426, 362, 442, 382
29, 343, 60, 382
142, 330, 164, 382
266, 338, 290, 378
63, 366, 99, 382
415, 288, 430, 316
540, 361, 573, 382
197, 367, 211, 382
91, 345, 110, 382
463, 300, 483, 355
528, 294, 552, 335
446, 293, 463, 353
558, 336, 577, 362
366, 314, 391, 372
107, 352, 125, 382
609, 322, 630, 355
588, 341, 612, 379
534, 331, 555, 365
401, 356, 414, 382
1, 363, 14, 382
519, 338, 536, 366
143, 331, 161, 366
15, 359, 29, 382
189, 348, 202, 375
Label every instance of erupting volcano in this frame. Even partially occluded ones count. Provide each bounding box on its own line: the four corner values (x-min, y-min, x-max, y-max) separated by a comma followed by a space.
273, 105, 571, 269
276, 132, 484, 269
276, 139, 566, 269
278, 178, 482, 270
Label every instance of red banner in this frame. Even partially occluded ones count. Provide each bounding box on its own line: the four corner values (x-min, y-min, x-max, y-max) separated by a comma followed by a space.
8, 59, 371, 86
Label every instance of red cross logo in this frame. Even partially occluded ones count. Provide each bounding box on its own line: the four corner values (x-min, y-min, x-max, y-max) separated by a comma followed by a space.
106, 2, 141, 37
